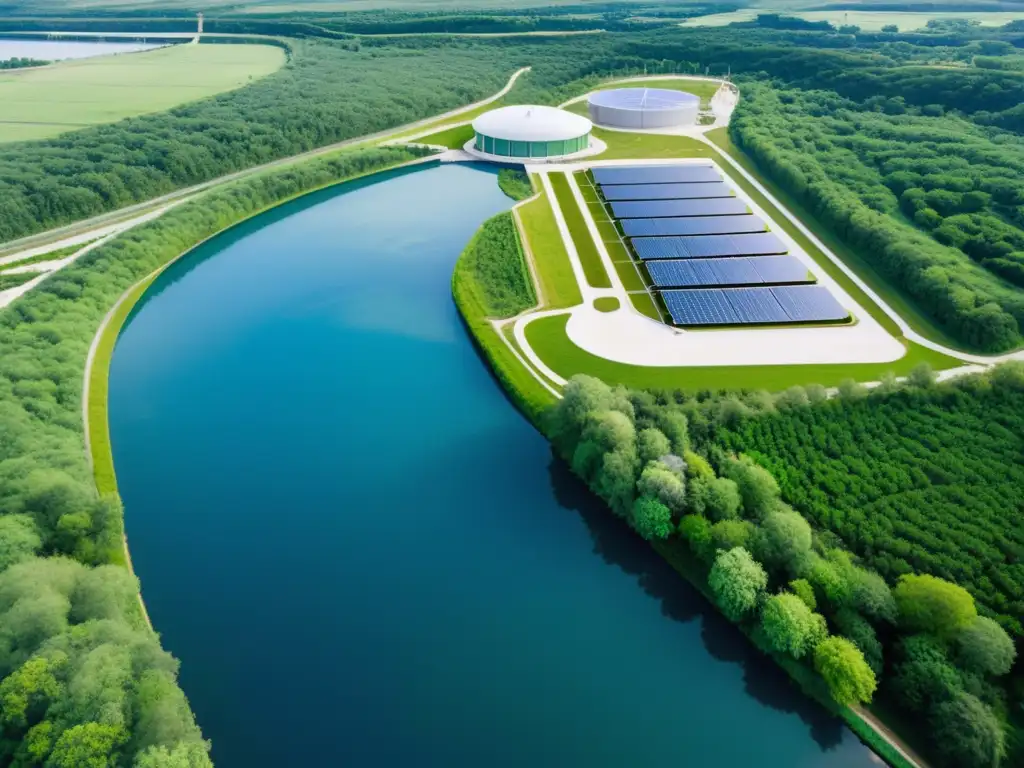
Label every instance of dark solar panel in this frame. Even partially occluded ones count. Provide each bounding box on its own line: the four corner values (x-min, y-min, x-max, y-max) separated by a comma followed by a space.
712, 259, 761, 285
771, 286, 849, 322
752, 256, 810, 284
646, 256, 814, 288
622, 215, 766, 238
727, 287, 790, 323
662, 290, 741, 325
600, 182, 733, 201
631, 232, 787, 260
593, 165, 722, 185
661, 285, 848, 325
610, 198, 748, 219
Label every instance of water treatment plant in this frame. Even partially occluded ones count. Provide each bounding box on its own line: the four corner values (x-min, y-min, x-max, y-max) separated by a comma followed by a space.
470, 104, 593, 159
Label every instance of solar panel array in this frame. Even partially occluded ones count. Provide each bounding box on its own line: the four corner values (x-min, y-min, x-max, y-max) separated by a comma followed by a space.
594, 165, 722, 185
631, 233, 788, 260
611, 198, 748, 219
662, 286, 849, 326
623, 216, 766, 238
600, 182, 733, 201
646, 256, 810, 288
588, 162, 849, 328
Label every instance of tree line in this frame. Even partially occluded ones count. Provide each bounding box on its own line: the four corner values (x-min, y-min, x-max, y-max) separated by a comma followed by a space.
731, 82, 1024, 351
0, 145, 428, 766
545, 369, 1022, 768
0, 37, 517, 243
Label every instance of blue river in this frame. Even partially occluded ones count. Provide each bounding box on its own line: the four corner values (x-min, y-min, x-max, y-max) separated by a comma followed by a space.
109, 162, 880, 767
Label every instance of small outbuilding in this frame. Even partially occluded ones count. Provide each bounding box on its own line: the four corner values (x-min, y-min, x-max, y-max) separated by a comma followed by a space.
588, 88, 700, 130
472, 105, 592, 159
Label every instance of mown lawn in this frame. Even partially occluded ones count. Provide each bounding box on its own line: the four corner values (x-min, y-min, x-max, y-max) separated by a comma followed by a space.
413, 122, 474, 149
517, 177, 582, 308
0, 44, 284, 143
524, 313, 960, 392
548, 172, 611, 288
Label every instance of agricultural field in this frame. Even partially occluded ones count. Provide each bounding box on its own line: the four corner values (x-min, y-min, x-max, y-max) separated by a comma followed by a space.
681, 9, 1024, 30
0, 43, 285, 143
707, 377, 1024, 635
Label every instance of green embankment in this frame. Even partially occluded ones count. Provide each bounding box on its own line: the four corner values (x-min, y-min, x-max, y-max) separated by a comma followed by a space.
525, 314, 956, 391
452, 213, 556, 423
548, 173, 611, 288
415, 122, 475, 149
498, 168, 533, 201
452, 212, 535, 319
594, 297, 620, 312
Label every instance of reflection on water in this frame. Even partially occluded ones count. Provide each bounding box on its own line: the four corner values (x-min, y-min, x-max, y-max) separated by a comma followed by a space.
109, 163, 881, 768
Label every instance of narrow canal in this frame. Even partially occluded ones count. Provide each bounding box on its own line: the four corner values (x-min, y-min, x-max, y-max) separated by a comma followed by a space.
109, 162, 880, 767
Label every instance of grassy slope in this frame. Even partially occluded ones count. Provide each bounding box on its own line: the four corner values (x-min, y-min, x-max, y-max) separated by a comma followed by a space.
0, 44, 285, 143
415, 122, 475, 149
548, 172, 611, 288
453, 212, 535, 318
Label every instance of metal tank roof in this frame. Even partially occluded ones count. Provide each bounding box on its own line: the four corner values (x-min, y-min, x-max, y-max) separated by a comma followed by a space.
588, 88, 700, 111
472, 105, 592, 142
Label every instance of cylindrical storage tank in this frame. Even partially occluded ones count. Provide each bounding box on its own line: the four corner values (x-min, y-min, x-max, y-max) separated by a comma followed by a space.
472, 105, 592, 159
588, 88, 700, 129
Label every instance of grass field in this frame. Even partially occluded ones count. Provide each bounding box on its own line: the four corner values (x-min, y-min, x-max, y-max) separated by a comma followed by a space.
524, 313, 959, 392
414, 122, 474, 149
517, 178, 582, 309
548, 173, 611, 289
0, 43, 285, 143
704, 128, 971, 350
681, 9, 1024, 30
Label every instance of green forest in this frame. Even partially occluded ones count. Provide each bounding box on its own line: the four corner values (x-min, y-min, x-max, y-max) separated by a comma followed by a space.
0, 145, 428, 766
546, 368, 1023, 768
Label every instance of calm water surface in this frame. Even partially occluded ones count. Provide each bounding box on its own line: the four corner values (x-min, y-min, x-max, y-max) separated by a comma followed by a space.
110, 163, 881, 767
0, 39, 162, 61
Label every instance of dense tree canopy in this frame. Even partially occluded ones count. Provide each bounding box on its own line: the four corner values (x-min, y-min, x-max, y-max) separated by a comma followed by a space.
813, 636, 877, 706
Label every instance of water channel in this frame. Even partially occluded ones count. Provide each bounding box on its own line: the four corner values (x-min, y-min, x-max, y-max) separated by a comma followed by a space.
109, 162, 881, 767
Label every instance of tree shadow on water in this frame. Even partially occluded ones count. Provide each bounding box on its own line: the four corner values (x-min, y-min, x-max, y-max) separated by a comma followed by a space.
547, 451, 847, 754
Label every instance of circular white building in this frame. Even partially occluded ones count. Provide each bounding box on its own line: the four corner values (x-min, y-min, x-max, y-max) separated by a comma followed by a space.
472, 105, 592, 159
588, 88, 699, 130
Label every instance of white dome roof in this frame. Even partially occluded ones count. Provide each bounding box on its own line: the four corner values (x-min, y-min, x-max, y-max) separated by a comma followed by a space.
472, 105, 591, 143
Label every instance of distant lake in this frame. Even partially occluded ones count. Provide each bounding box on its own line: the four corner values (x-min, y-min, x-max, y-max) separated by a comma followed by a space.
0, 39, 164, 62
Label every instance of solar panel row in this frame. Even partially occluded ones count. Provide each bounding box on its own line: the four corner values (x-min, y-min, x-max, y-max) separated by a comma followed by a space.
622, 215, 766, 238
646, 256, 810, 288
631, 233, 788, 260
610, 198, 748, 219
600, 181, 733, 201
593, 165, 722, 185
661, 286, 849, 326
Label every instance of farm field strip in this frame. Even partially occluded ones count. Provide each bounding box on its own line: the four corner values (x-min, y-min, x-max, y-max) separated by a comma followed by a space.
0, 43, 285, 143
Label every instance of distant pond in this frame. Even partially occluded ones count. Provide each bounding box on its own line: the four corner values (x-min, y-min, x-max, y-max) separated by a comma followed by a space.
109, 161, 883, 767
0, 39, 164, 62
